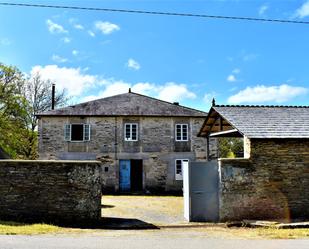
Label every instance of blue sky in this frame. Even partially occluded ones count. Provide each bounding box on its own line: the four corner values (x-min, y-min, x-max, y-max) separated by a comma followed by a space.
0, 0, 309, 111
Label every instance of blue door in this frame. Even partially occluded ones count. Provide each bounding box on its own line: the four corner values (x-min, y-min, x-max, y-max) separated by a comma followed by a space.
119, 160, 131, 191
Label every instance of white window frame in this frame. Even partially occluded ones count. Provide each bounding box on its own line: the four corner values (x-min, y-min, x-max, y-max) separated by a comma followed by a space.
175, 159, 189, 181
175, 124, 189, 141
64, 124, 91, 142
124, 123, 138, 141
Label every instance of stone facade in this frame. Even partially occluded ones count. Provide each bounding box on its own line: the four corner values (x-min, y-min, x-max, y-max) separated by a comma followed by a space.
0, 160, 102, 224
219, 139, 309, 221
38, 116, 217, 193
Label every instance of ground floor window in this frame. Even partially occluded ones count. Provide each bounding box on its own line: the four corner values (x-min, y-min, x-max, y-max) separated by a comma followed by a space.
175, 159, 189, 180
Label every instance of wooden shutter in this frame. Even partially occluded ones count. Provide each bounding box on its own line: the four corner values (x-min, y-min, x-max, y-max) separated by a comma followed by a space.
64, 124, 71, 141
83, 124, 91, 141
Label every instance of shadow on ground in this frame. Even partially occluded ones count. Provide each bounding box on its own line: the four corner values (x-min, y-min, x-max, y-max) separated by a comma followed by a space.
0, 217, 159, 230
101, 204, 115, 209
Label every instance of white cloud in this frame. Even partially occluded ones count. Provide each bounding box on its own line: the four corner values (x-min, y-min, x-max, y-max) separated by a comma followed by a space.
0, 38, 11, 46
69, 18, 84, 30
82, 81, 155, 101
88, 30, 95, 37
295, 0, 309, 18
98, 81, 131, 97
72, 50, 79, 56
259, 4, 269, 16
157, 82, 196, 102
229, 86, 238, 92
227, 75, 237, 82
46, 19, 68, 34
127, 58, 141, 70
31, 65, 100, 96
74, 24, 84, 30
95, 21, 120, 35
228, 84, 308, 104
51, 54, 68, 63
82, 95, 100, 102
69, 18, 77, 24
243, 53, 258, 61
132, 82, 155, 94
81, 80, 195, 103
62, 37, 71, 43
232, 68, 240, 74
203, 92, 217, 104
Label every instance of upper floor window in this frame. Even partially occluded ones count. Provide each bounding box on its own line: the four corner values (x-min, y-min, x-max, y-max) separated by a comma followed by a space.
175, 124, 188, 141
64, 124, 90, 142
124, 123, 138, 141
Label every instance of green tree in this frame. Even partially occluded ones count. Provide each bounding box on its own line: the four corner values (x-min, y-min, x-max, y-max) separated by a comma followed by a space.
0, 63, 29, 158
21, 72, 68, 158
218, 137, 244, 158
0, 63, 68, 159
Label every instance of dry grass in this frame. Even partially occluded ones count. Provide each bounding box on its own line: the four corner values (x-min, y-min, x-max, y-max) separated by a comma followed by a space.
0, 221, 63, 235
102, 195, 309, 239
201, 227, 309, 239
0, 195, 308, 238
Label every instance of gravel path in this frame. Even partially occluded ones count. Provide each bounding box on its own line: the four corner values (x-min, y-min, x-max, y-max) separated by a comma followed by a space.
0, 233, 308, 249
102, 195, 186, 225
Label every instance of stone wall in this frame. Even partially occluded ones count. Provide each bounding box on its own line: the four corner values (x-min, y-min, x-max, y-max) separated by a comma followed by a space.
38, 116, 214, 193
0, 160, 101, 224
219, 139, 309, 221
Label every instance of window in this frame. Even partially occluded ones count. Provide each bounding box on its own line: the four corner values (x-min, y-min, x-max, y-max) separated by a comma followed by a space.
64, 124, 90, 141
124, 123, 138, 141
175, 159, 189, 180
175, 124, 189, 141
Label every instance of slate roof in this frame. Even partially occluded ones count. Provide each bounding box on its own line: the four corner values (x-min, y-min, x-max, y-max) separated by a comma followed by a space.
210, 105, 309, 138
37, 92, 206, 117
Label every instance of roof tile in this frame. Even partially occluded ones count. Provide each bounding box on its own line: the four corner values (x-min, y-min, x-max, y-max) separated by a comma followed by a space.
213, 106, 309, 138
37, 92, 206, 117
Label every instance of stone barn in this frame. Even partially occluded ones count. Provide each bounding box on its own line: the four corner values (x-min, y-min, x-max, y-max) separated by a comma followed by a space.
37, 91, 217, 193
198, 104, 309, 221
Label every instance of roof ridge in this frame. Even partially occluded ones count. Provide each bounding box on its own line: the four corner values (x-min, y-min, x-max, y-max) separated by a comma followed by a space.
214, 104, 309, 108
64, 91, 207, 114
129, 91, 207, 114
37, 91, 208, 116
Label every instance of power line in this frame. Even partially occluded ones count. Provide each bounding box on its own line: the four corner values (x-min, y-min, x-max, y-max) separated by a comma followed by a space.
0, 2, 309, 25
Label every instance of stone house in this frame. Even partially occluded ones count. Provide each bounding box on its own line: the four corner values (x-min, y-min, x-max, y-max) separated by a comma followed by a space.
198, 104, 309, 221
37, 91, 217, 193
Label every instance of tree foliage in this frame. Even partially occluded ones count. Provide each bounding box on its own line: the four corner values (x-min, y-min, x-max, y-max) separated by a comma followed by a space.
0, 62, 68, 159
0, 63, 29, 158
218, 137, 244, 158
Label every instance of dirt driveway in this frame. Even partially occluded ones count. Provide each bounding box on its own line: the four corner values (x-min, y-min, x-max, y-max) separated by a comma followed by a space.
101, 195, 187, 226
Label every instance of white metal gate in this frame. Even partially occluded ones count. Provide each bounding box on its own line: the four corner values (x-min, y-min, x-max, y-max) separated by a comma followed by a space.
183, 160, 219, 222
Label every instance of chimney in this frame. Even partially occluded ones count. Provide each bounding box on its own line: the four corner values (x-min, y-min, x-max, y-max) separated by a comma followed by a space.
128, 88, 131, 93
51, 84, 55, 110
173, 102, 179, 105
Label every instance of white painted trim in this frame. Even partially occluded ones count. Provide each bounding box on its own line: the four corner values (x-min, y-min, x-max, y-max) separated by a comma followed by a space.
175, 123, 189, 141
64, 123, 90, 142
175, 159, 189, 181
124, 123, 138, 142
209, 128, 239, 137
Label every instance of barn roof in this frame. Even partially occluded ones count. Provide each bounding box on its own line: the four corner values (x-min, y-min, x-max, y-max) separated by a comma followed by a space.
198, 105, 309, 138
37, 92, 206, 117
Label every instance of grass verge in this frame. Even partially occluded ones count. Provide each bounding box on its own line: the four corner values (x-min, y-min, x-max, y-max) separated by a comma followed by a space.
0, 221, 63, 235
